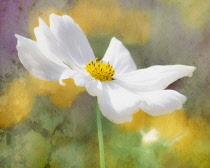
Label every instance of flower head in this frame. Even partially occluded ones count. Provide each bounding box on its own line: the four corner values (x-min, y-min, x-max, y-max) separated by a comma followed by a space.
15, 14, 196, 124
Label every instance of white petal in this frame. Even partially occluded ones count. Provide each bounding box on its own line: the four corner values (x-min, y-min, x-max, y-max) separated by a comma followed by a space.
115, 65, 196, 91
138, 90, 186, 116
15, 35, 66, 80
49, 14, 95, 67
34, 18, 81, 71
59, 69, 76, 86
59, 69, 91, 87
85, 80, 103, 96
97, 80, 188, 123
97, 82, 139, 124
102, 37, 137, 74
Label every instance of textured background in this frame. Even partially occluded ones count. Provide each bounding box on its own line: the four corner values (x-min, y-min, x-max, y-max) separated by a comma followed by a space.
0, 0, 210, 167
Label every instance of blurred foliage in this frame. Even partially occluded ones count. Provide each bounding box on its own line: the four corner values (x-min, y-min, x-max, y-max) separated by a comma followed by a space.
2, 101, 209, 167
159, 0, 210, 30
0, 74, 84, 128
0, 78, 33, 128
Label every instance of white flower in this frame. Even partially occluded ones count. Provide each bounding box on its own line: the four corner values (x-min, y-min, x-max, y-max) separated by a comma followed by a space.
15, 14, 196, 124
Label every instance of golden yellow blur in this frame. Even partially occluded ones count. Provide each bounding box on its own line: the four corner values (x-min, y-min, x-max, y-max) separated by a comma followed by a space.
148, 110, 210, 167
119, 109, 189, 135
27, 0, 70, 40
0, 78, 33, 127
71, 0, 151, 44
160, 0, 210, 30
0, 74, 85, 128
119, 110, 149, 131
174, 117, 210, 168
27, 0, 151, 44
71, 0, 122, 35
147, 110, 189, 138
118, 10, 151, 44
28, 75, 85, 108
121, 109, 210, 167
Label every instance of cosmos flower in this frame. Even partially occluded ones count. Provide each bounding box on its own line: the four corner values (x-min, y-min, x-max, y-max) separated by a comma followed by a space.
15, 14, 195, 124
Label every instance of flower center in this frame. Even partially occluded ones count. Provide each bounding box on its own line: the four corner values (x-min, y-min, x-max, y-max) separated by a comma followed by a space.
84, 59, 115, 81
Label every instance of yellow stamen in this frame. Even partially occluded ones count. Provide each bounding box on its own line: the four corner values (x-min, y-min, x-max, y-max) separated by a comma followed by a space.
84, 59, 115, 81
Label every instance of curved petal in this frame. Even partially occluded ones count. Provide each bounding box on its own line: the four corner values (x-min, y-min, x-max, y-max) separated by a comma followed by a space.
102, 37, 137, 74
59, 69, 76, 86
97, 81, 188, 124
138, 90, 186, 116
59, 70, 91, 87
15, 35, 66, 81
97, 82, 140, 124
49, 14, 95, 66
115, 65, 196, 91
85, 80, 103, 96
34, 18, 81, 71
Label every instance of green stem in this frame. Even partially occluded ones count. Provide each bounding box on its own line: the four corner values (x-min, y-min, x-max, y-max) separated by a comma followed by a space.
96, 103, 105, 168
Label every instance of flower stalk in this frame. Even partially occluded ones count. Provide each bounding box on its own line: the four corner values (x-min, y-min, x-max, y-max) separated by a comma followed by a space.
96, 103, 105, 168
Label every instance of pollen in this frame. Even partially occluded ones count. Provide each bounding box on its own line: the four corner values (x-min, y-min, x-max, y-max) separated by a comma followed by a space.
84, 58, 115, 81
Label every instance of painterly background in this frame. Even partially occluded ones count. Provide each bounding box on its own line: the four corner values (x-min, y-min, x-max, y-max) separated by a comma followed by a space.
0, 0, 209, 167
